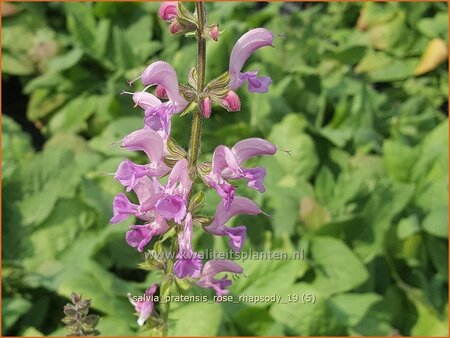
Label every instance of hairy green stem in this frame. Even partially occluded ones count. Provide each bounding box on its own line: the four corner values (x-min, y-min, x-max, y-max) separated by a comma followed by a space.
158, 2, 207, 336
188, 1, 206, 178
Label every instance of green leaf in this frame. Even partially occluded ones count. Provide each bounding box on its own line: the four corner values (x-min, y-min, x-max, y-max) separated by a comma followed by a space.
2, 296, 32, 333
65, 3, 97, 55
300, 197, 331, 230
354, 182, 415, 262
397, 215, 420, 239
368, 59, 418, 82
48, 95, 99, 134
171, 302, 223, 336
311, 237, 369, 295
410, 290, 448, 336
45, 48, 84, 73
16, 144, 101, 226
383, 140, 419, 182
232, 259, 304, 305
417, 12, 448, 40
23, 198, 96, 270
270, 283, 344, 336
27, 89, 67, 121
422, 208, 448, 238
2, 52, 35, 75
268, 114, 318, 180
233, 307, 275, 336
1, 116, 34, 181
329, 293, 382, 327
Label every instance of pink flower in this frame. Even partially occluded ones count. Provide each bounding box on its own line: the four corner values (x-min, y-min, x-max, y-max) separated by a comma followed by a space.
158, 1, 178, 22
128, 284, 158, 326
141, 61, 186, 105
229, 28, 274, 93
204, 196, 260, 252
204, 138, 277, 207
221, 90, 240, 112
110, 176, 159, 224
129, 61, 188, 135
200, 97, 212, 118
141, 159, 192, 224
169, 20, 183, 35
208, 24, 220, 41
174, 213, 203, 278
111, 193, 139, 224
126, 215, 170, 252
115, 129, 170, 191
197, 260, 243, 296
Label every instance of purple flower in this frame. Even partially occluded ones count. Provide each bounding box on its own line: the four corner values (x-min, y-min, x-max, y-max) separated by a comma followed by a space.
115, 129, 170, 191
128, 284, 158, 326
229, 28, 274, 93
141, 61, 187, 108
110, 193, 139, 224
132, 91, 162, 110
200, 97, 212, 118
126, 215, 170, 252
130, 61, 188, 135
141, 159, 192, 224
196, 260, 243, 297
174, 213, 203, 278
110, 177, 159, 224
204, 196, 261, 252
221, 90, 240, 112
204, 138, 277, 207
158, 1, 178, 22
208, 24, 220, 42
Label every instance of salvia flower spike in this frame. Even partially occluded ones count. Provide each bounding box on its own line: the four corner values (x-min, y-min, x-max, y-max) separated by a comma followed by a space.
111, 1, 276, 332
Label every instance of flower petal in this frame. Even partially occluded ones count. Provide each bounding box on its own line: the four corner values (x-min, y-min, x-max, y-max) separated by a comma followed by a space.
231, 138, 277, 164
205, 196, 260, 233
241, 71, 272, 93
222, 225, 247, 252
167, 159, 192, 192
200, 259, 243, 280
132, 176, 159, 205
122, 129, 167, 171
111, 193, 138, 224
229, 28, 273, 90
242, 167, 267, 193
158, 1, 178, 21
132, 91, 162, 110
115, 160, 149, 192
141, 61, 186, 104
137, 301, 154, 326
211, 145, 241, 175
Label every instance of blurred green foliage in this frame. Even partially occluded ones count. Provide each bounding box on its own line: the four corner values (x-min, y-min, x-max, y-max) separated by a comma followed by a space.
2, 2, 448, 336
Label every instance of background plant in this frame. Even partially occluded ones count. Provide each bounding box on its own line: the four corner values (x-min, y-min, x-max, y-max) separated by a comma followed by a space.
2, 2, 448, 336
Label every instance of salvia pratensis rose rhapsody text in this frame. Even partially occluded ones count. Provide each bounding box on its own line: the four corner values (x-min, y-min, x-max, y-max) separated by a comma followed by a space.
111, 2, 276, 334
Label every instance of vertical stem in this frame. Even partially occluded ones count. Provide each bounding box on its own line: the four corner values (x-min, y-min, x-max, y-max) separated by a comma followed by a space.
158, 2, 207, 336
188, 1, 207, 178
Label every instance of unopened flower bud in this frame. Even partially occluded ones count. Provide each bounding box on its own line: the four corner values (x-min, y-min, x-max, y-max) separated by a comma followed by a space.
155, 85, 168, 99
158, 1, 178, 22
208, 24, 220, 42
169, 19, 183, 35
221, 91, 241, 112
201, 97, 212, 118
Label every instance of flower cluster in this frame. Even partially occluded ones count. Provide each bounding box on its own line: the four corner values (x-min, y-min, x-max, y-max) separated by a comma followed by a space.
112, 2, 276, 328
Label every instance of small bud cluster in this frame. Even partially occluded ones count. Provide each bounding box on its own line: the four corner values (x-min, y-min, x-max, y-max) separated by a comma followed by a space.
61, 293, 100, 336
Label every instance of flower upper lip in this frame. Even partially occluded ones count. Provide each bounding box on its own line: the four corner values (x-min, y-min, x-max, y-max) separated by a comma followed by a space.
229, 28, 274, 92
